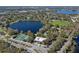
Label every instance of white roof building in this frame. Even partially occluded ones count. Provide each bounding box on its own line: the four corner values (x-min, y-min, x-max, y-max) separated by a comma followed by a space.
70, 16, 78, 22
34, 37, 47, 42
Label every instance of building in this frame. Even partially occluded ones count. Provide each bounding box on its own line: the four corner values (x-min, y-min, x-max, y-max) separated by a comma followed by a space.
34, 37, 47, 44
15, 33, 32, 42
70, 16, 79, 22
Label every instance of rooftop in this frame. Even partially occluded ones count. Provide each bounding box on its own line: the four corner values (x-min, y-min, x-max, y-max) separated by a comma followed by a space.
15, 33, 31, 42
34, 37, 47, 42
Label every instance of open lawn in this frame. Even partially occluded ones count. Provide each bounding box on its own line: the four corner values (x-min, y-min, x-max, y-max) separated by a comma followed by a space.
0, 28, 4, 32
50, 20, 72, 27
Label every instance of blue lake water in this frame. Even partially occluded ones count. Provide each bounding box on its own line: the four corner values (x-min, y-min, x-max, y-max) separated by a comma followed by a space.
74, 36, 79, 53
9, 21, 43, 33
57, 9, 79, 14
75, 36, 79, 44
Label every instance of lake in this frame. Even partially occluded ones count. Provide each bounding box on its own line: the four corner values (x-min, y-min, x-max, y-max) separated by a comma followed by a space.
74, 36, 79, 53
9, 21, 43, 33
57, 9, 79, 14
75, 36, 79, 44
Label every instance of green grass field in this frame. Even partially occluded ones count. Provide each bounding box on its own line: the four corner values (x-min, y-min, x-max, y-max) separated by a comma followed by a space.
0, 28, 4, 32
50, 20, 72, 27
